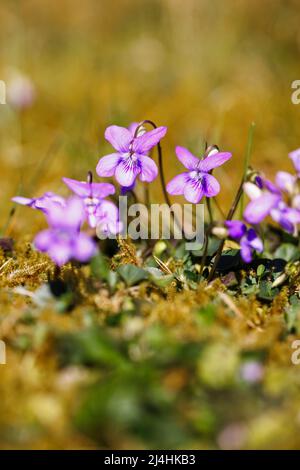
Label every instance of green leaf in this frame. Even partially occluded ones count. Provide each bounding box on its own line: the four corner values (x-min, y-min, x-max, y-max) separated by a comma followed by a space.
274, 243, 299, 262
91, 253, 110, 281
258, 280, 279, 301
191, 237, 221, 257
257, 264, 265, 277
118, 264, 149, 286
143, 267, 173, 287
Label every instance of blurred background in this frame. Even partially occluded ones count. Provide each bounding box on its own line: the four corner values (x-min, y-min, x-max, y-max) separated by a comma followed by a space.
1, 0, 300, 451
1, 0, 300, 233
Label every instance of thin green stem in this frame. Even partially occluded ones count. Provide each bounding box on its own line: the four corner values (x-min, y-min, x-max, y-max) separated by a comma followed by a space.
199, 223, 213, 276
206, 198, 213, 225
1, 207, 16, 237
135, 119, 182, 236
207, 124, 255, 281
239, 122, 255, 218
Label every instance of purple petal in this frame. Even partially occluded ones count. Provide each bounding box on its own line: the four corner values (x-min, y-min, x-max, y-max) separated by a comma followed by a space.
272, 211, 294, 233
115, 159, 139, 187
35, 193, 66, 212
34, 229, 53, 251
63, 177, 115, 199
244, 192, 280, 224
73, 233, 97, 262
263, 179, 281, 195
198, 152, 232, 172
128, 122, 139, 135
275, 171, 296, 193
48, 196, 85, 230
183, 178, 204, 203
64, 197, 86, 228
133, 127, 167, 153
247, 229, 263, 252
91, 182, 115, 198
48, 238, 72, 266
166, 173, 189, 196
271, 205, 300, 233
289, 148, 300, 172
240, 241, 252, 263
286, 207, 300, 224
12, 196, 33, 206
95, 200, 122, 235
201, 173, 220, 197
86, 213, 98, 229
96, 200, 119, 222
104, 125, 132, 152
225, 220, 247, 239
128, 122, 146, 137
63, 177, 91, 197
175, 146, 199, 170
96, 153, 120, 177
121, 182, 136, 194
255, 175, 264, 189
139, 155, 158, 182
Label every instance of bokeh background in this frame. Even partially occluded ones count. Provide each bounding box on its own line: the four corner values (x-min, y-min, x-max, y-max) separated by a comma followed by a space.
1, 0, 300, 451
1, 0, 300, 233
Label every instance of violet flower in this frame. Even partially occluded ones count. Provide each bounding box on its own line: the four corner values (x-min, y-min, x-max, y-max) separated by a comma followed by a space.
243, 182, 300, 233
96, 124, 167, 187
167, 146, 232, 203
239, 228, 263, 263
225, 220, 247, 239
95, 200, 123, 237
225, 220, 263, 263
35, 197, 97, 266
243, 182, 281, 225
255, 175, 280, 194
62, 176, 117, 230
270, 201, 300, 233
275, 171, 296, 195
12, 192, 66, 213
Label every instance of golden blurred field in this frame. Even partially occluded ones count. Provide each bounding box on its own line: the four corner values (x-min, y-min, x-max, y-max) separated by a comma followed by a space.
1, 0, 300, 233
1, 0, 300, 451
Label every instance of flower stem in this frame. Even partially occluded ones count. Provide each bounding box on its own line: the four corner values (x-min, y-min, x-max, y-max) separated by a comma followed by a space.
199, 223, 213, 276
87, 171, 93, 184
239, 122, 255, 217
207, 198, 213, 224
135, 120, 173, 208
200, 198, 214, 276
135, 120, 182, 236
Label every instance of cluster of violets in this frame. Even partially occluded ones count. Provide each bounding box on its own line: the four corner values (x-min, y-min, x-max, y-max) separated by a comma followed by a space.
12, 120, 300, 267
223, 149, 300, 262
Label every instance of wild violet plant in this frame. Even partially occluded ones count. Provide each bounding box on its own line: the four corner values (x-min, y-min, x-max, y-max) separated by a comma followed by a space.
96, 123, 167, 187
225, 221, 263, 263
166, 145, 232, 203
12, 118, 300, 280
62, 173, 121, 233
12, 192, 66, 213
34, 197, 97, 266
